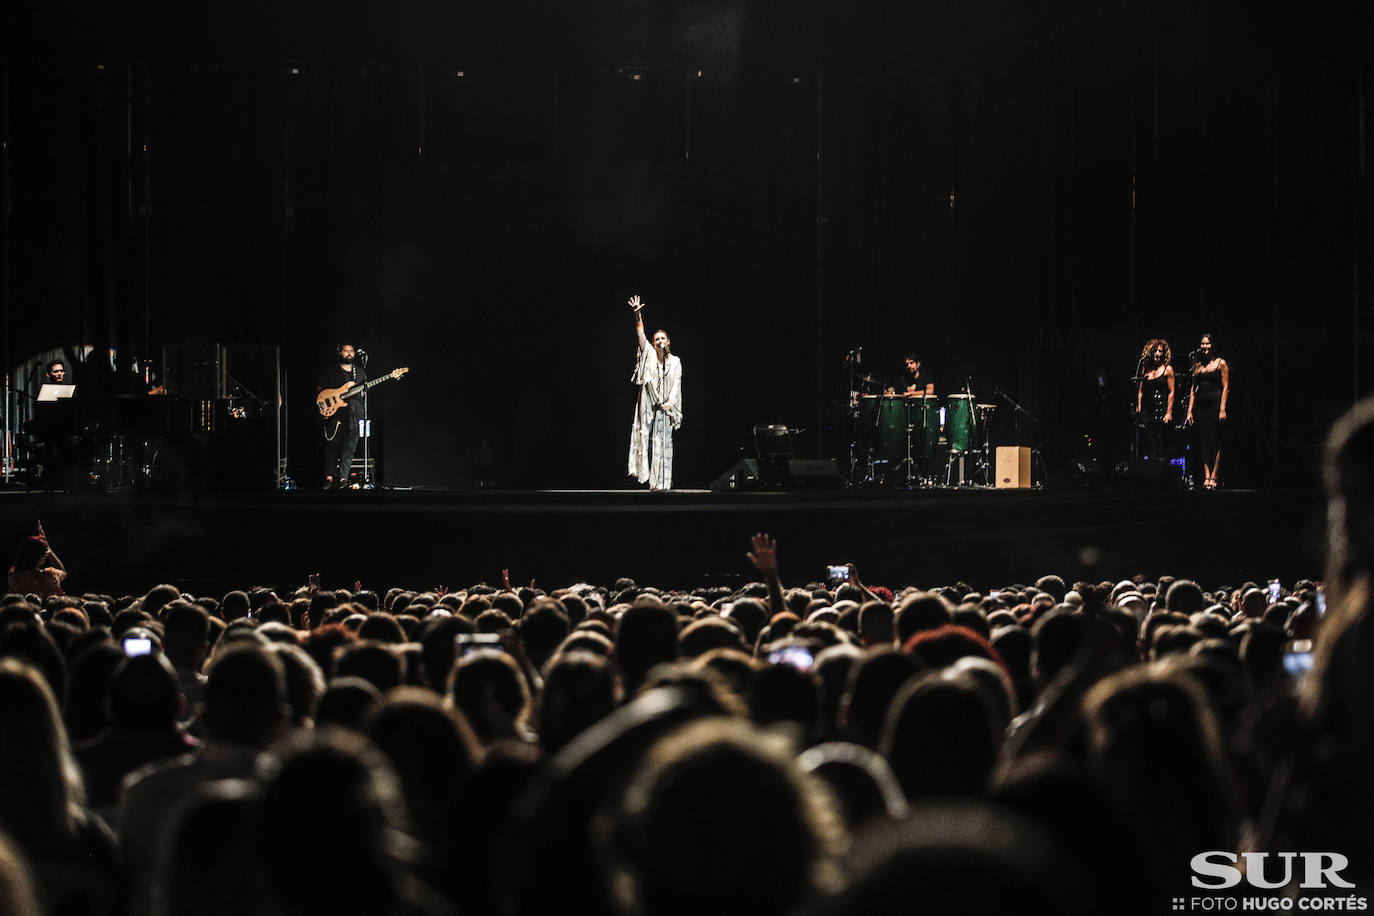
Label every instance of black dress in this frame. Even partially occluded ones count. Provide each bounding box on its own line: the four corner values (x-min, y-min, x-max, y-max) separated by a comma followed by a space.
1192, 363, 1224, 466
1138, 370, 1173, 460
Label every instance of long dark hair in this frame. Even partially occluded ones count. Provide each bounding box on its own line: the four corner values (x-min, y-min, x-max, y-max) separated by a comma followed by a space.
0, 660, 85, 852
1191, 333, 1218, 373
1139, 339, 1171, 366
11, 537, 48, 572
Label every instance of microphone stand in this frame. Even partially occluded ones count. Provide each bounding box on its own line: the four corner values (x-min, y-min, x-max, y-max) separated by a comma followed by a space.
994, 386, 1045, 487
1, 373, 12, 485
5, 365, 43, 486
358, 351, 373, 489
1129, 355, 1147, 462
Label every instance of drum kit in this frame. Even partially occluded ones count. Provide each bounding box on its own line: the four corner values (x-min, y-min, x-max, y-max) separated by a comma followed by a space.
847, 370, 998, 488
25, 428, 167, 493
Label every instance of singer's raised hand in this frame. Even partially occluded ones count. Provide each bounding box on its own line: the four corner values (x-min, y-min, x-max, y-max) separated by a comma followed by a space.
633, 296, 650, 349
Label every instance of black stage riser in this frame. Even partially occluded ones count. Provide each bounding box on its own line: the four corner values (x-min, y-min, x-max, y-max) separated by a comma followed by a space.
0, 489, 1326, 596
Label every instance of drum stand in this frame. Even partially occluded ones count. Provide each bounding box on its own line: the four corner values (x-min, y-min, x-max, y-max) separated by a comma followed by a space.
917, 403, 939, 483
943, 379, 987, 488
944, 450, 969, 487
962, 405, 995, 487
899, 412, 918, 488
847, 410, 882, 486
896, 397, 938, 489
844, 353, 884, 487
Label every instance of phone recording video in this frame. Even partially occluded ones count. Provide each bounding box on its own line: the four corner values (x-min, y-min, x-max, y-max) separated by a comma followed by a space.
122, 637, 153, 657
454, 633, 503, 657
827, 565, 849, 581
1283, 639, 1314, 679
767, 645, 815, 672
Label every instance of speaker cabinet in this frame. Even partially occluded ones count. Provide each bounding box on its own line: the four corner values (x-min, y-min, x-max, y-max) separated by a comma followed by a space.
996, 446, 1032, 489
1111, 458, 1180, 490
710, 459, 762, 491
786, 458, 841, 489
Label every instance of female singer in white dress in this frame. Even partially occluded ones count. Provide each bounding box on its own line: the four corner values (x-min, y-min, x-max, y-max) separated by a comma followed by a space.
627, 295, 682, 490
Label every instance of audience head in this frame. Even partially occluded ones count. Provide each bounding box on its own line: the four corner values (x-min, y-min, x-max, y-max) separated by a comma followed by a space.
202, 645, 288, 747
1164, 580, 1206, 615
162, 601, 210, 670
858, 602, 895, 647
108, 652, 181, 731
880, 671, 1000, 799
151, 780, 267, 916
539, 651, 619, 755
797, 741, 907, 829
449, 649, 532, 745
605, 718, 841, 916
841, 648, 925, 748
894, 592, 954, 645
0, 659, 85, 851
315, 677, 381, 731
616, 603, 681, 694
255, 729, 414, 916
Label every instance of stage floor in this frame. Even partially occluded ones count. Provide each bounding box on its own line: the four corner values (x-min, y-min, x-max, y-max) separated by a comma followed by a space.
0, 485, 1328, 597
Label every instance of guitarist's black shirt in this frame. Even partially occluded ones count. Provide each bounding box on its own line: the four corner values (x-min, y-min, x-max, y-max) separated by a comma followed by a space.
316, 363, 368, 421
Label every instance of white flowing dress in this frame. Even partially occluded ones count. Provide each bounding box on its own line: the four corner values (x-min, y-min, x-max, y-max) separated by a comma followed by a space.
627, 344, 683, 490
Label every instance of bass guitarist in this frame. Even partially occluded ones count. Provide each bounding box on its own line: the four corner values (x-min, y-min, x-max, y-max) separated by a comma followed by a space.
317, 343, 367, 489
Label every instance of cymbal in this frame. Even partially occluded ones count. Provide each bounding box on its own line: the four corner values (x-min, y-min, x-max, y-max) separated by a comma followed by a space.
854, 373, 881, 385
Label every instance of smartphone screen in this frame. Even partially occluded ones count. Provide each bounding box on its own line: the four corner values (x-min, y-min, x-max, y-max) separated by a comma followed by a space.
454, 633, 503, 656
1268, 580, 1281, 603
123, 637, 153, 657
1283, 650, 1314, 678
767, 645, 815, 671
827, 565, 849, 581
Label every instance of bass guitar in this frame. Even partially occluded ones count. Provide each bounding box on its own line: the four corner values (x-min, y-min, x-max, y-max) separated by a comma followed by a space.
316, 367, 409, 418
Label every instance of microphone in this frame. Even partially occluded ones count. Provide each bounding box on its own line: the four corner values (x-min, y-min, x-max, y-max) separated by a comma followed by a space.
356, 348, 369, 367
656, 341, 666, 351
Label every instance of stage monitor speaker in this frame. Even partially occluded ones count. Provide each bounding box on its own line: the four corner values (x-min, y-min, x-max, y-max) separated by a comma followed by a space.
710, 459, 762, 492
786, 458, 841, 489
1047, 458, 1107, 490
1111, 458, 1179, 490
995, 446, 1032, 489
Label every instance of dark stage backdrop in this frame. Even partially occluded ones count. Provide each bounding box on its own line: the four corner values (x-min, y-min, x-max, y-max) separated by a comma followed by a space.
2, 0, 1371, 488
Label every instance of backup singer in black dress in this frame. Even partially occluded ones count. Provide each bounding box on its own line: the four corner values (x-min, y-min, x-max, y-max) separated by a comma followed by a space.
1135, 339, 1175, 461
1185, 333, 1229, 490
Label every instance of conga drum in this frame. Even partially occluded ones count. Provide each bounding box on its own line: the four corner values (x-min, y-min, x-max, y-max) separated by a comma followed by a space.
945, 394, 973, 453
